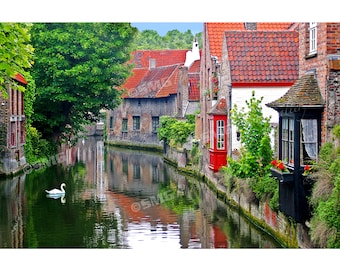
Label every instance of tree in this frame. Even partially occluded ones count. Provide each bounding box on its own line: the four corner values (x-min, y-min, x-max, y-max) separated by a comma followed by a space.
133, 29, 203, 50
30, 23, 137, 143
0, 23, 34, 95
229, 91, 273, 178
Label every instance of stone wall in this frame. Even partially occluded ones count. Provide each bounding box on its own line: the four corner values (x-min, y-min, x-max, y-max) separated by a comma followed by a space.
106, 95, 177, 145
164, 145, 315, 248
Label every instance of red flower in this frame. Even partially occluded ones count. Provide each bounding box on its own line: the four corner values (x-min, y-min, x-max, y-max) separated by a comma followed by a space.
278, 162, 285, 170
271, 159, 287, 172
304, 165, 311, 171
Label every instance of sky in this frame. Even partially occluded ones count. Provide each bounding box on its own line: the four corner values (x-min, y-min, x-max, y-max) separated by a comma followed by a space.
131, 22, 203, 36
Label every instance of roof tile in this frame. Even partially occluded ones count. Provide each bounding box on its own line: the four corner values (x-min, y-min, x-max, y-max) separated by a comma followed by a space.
206, 22, 293, 61
225, 30, 299, 85
266, 74, 324, 108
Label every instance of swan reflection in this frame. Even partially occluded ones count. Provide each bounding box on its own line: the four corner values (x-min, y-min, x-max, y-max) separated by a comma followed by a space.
46, 193, 66, 204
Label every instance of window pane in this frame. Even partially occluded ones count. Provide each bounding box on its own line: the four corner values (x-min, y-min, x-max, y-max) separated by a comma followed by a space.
152, 116, 159, 133
309, 22, 317, 54
301, 119, 317, 164
122, 118, 128, 132
133, 116, 140, 130
217, 120, 225, 150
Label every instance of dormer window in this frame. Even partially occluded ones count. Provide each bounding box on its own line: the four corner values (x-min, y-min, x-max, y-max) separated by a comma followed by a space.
309, 22, 317, 55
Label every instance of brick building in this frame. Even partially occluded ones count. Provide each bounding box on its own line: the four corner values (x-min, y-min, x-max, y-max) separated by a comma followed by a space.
199, 22, 297, 175
0, 74, 28, 175
266, 22, 340, 222
297, 22, 340, 142
106, 41, 200, 147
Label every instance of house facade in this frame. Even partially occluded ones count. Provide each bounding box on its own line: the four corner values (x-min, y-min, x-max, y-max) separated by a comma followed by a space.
199, 22, 298, 175
106, 42, 200, 147
0, 74, 28, 175
266, 22, 340, 222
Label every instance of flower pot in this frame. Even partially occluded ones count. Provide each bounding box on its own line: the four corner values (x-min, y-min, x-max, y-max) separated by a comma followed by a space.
270, 168, 294, 183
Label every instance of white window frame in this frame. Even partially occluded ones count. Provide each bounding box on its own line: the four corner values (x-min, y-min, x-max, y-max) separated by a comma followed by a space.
309, 22, 317, 55
217, 120, 225, 150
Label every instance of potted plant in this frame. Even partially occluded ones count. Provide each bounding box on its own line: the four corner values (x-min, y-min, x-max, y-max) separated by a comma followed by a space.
270, 159, 294, 183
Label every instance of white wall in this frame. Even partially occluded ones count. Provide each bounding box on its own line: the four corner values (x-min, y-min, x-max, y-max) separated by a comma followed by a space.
231, 86, 289, 152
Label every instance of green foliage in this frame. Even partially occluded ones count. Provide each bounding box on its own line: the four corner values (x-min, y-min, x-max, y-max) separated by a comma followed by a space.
224, 91, 277, 207
133, 29, 202, 50
230, 91, 272, 156
157, 115, 195, 147
228, 91, 273, 178
0, 23, 34, 95
25, 125, 57, 164
190, 142, 201, 166
309, 125, 340, 248
30, 23, 137, 143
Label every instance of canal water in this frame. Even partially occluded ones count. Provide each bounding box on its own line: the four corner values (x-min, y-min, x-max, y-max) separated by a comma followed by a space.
0, 136, 283, 249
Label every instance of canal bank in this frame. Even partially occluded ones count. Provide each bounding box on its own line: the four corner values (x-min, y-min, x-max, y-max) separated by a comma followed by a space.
105, 140, 314, 248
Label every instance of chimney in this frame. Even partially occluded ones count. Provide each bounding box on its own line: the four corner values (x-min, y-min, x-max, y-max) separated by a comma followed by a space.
244, 22, 257, 30
149, 58, 156, 69
184, 38, 200, 67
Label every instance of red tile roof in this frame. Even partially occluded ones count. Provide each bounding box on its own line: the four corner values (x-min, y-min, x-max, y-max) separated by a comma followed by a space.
206, 22, 294, 60
208, 97, 228, 115
225, 31, 299, 85
188, 73, 200, 101
124, 65, 179, 98
187, 59, 200, 101
130, 50, 187, 68
155, 65, 179, 98
14, 73, 28, 85
122, 49, 201, 99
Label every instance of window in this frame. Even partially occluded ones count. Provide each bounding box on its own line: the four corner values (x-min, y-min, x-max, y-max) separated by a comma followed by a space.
217, 120, 225, 150
122, 157, 128, 175
133, 163, 141, 180
152, 116, 159, 133
300, 119, 318, 164
109, 116, 114, 129
122, 118, 128, 132
133, 116, 140, 131
20, 121, 25, 143
10, 122, 16, 146
309, 22, 317, 55
282, 118, 294, 165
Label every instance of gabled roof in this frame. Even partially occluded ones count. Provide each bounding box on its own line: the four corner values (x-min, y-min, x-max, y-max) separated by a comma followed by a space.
14, 73, 28, 85
208, 97, 227, 115
266, 74, 324, 109
122, 48, 201, 99
225, 30, 299, 86
206, 22, 294, 60
124, 65, 179, 98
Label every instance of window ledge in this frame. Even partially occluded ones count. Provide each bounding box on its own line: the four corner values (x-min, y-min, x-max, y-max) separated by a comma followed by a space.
305, 52, 317, 60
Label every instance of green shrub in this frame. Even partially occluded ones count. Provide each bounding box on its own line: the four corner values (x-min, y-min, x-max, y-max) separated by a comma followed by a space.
309, 125, 340, 248
223, 91, 277, 207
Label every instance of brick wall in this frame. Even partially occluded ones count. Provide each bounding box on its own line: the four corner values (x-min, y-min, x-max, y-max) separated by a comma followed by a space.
298, 22, 340, 143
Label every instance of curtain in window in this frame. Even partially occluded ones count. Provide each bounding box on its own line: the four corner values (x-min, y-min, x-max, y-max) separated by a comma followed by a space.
301, 119, 317, 160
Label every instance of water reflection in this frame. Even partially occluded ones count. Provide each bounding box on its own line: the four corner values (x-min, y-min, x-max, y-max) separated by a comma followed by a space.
0, 137, 282, 248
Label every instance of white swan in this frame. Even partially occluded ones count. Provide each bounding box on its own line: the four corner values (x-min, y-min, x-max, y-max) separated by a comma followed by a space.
45, 183, 66, 195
